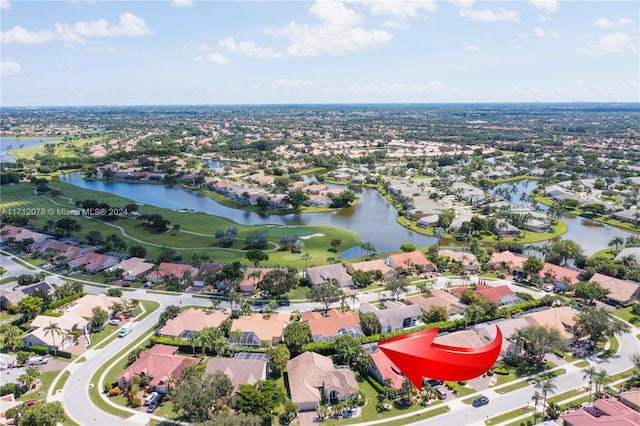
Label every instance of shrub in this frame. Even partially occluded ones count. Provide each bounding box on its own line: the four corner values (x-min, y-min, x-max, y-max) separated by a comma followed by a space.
43, 309, 63, 317
108, 386, 121, 396
494, 367, 511, 375
7, 304, 19, 314
30, 345, 49, 355
54, 350, 72, 359
131, 397, 141, 408
17, 351, 31, 364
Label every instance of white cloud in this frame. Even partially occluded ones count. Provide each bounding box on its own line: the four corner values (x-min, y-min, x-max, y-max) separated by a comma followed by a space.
204, 53, 230, 64
1, 60, 22, 76
217, 36, 282, 58
464, 43, 479, 51
254, 79, 316, 89
310, 0, 363, 27
449, 0, 475, 9
529, 0, 559, 12
459, 7, 520, 22
356, 0, 437, 26
595, 17, 633, 29
533, 27, 546, 37
1, 26, 55, 44
64, 12, 153, 38
0, 0, 10, 10
581, 32, 636, 55
622, 81, 639, 90
172, 0, 193, 7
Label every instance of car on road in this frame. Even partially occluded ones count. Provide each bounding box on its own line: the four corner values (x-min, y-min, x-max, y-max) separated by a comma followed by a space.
277, 298, 290, 307
108, 318, 121, 326
472, 396, 490, 407
254, 300, 264, 308
426, 379, 443, 387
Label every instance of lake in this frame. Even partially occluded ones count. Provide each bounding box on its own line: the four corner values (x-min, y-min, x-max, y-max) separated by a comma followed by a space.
0, 135, 61, 163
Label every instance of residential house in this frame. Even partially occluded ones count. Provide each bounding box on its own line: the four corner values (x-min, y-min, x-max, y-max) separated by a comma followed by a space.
0, 394, 19, 423
146, 262, 196, 284
0, 281, 54, 310
0, 225, 50, 244
309, 195, 332, 207
287, 352, 358, 411
204, 357, 267, 394
107, 257, 154, 281
588, 273, 640, 305
487, 251, 528, 276
305, 264, 353, 288
494, 220, 520, 237
386, 251, 433, 272
23, 312, 89, 350
68, 252, 119, 273
229, 313, 290, 347
301, 309, 363, 342
612, 209, 640, 225
450, 284, 522, 307
477, 317, 530, 357
66, 293, 126, 321
539, 263, 581, 290
406, 290, 466, 316
0, 354, 17, 370
523, 306, 578, 340
358, 301, 422, 333
416, 215, 439, 228
438, 249, 479, 274
615, 247, 640, 268
158, 308, 230, 338
368, 349, 405, 392
346, 259, 396, 279
117, 345, 200, 393
619, 389, 640, 412
561, 397, 640, 426
238, 267, 273, 293
192, 263, 223, 287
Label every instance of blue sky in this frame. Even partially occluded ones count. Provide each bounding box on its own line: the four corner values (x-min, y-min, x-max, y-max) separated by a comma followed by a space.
1, 0, 638, 106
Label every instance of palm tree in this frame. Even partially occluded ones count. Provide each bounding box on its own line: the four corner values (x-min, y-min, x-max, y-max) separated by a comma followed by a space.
349, 293, 359, 310
228, 290, 241, 312
536, 378, 557, 420
188, 331, 201, 355
43, 321, 63, 356
594, 368, 610, 399
401, 378, 415, 405
582, 366, 597, 403
608, 236, 624, 254
531, 390, 542, 423
302, 253, 311, 269
466, 304, 484, 327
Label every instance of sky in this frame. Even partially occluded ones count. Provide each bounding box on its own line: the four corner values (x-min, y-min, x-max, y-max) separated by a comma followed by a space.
1, 0, 639, 106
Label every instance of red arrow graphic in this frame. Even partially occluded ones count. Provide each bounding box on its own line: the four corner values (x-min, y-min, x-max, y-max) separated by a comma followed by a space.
378, 326, 502, 390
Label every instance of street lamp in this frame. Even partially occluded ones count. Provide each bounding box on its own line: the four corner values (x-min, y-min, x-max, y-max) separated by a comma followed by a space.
270, 410, 274, 426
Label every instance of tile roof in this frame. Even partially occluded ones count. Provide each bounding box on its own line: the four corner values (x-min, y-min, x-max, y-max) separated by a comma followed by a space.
590, 273, 640, 304
369, 350, 405, 390
117, 345, 199, 388
561, 397, 640, 426
406, 290, 465, 315
204, 357, 267, 394
541, 263, 581, 285
474, 284, 514, 304
305, 264, 353, 286
230, 313, 289, 343
487, 251, 527, 269
358, 301, 422, 331
387, 251, 432, 269
158, 308, 230, 337
301, 309, 361, 340
346, 259, 395, 276
523, 306, 577, 340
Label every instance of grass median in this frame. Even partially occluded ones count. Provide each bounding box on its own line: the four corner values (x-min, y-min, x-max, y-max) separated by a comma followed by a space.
495, 380, 531, 394
485, 406, 533, 425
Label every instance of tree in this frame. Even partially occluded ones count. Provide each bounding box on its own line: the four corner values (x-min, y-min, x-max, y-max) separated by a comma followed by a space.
510, 325, 567, 365
282, 321, 311, 356
427, 305, 449, 323
608, 236, 624, 254
172, 366, 233, 422
127, 347, 143, 365
522, 256, 544, 280
0, 324, 24, 351
302, 252, 311, 268
330, 238, 342, 252
400, 243, 416, 253
385, 276, 409, 300
43, 322, 63, 355
128, 245, 147, 258
544, 239, 584, 266
90, 307, 108, 332
333, 335, 364, 367
536, 377, 557, 420
576, 306, 630, 344
107, 288, 123, 297
309, 282, 342, 314
258, 269, 298, 297
197, 411, 262, 426
245, 249, 269, 267
159, 305, 180, 325
17, 296, 43, 321
359, 312, 381, 336
531, 390, 542, 423
574, 281, 609, 304
360, 242, 377, 258
582, 366, 597, 403
266, 344, 290, 376
234, 380, 287, 422
7, 401, 65, 426
284, 189, 309, 211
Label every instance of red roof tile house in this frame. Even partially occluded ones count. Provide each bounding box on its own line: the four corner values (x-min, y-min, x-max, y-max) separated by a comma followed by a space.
539, 263, 581, 290
68, 252, 119, 273
117, 345, 199, 393
406, 289, 466, 316
487, 251, 527, 276
301, 309, 364, 342
0, 225, 50, 244
368, 350, 405, 392
158, 308, 230, 338
346, 259, 396, 279
561, 397, 640, 426
450, 284, 522, 306
386, 251, 433, 272
146, 262, 196, 284
204, 357, 267, 394
238, 267, 273, 293
589, 273, 640, 305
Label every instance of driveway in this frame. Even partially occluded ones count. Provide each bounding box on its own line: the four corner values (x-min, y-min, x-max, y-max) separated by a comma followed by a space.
298, 411, 319, 426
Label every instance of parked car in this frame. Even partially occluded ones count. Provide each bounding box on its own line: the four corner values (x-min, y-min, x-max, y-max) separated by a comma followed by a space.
26, 356, 48, 366
426, 379, 443, 387
434, 386, 447, 400
147, 394, 164, 412
472, 396, 490, 407
254, 300, 264, 308
276, 298, 290, 307
144, 392, 159, 406
108, 318, 121, 326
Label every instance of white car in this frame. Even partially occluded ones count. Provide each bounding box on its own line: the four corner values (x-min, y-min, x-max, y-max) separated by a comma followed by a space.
108, 318, 121, 326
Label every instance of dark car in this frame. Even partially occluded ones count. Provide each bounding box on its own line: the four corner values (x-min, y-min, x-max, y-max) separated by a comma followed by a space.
472, 396, 490, 407
254, 300, 264, 308
277, 298, 290, 307
426, 379, 443, 387
147, 394, 164, 412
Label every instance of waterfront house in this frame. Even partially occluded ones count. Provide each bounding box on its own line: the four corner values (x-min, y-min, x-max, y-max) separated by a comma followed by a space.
386, 251, 433, 272
588, 273, 640, 305
346, 259, 396, 279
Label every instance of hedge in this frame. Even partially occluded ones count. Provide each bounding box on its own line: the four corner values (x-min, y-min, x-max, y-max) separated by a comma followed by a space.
52, 349, 72, 358
48, 292, 86, 310
29, 345, 49, 355
43, 309, 63, 317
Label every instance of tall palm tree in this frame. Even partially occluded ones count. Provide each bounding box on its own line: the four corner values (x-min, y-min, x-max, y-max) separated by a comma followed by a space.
536, 378, 557, 420
582, 366, 597, 403
188, 331, 201, 355
608, 236, 624, 254
531, 390, 542, 423
349, 293, 359, 310
594, 368, 610, 398
43, 321, 63, 356
302, 253, 311, 269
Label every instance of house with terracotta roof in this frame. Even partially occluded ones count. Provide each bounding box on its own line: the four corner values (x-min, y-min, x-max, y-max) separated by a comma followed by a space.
358, 301, 422, 333
438, 249, 479, 273
487, 251, 527, 276
158, 308, 230, 338
301, 309, 363, 342
305, 264, 353, 287
522, 306, 578, 340
346, 259, 396, 279
107, 257, 154, 281
620, 389, 640, 412
204, 357, 267, 394
287, 352, 358, 411
368, 349, 405, 392
238, 267, 274, 293
0, 225, 50, 244
117, 345, 200, 393
229, 312, 290, 347
406, 289, 465, 316
539, 263, 581, 290
192, 263, 223, 287
589, 273, 640, 305
68, 251, 119, 273
470, 284, 522, 306
146, 262, 196, 284
561, 397, 640, 426
386, 251, 433, 272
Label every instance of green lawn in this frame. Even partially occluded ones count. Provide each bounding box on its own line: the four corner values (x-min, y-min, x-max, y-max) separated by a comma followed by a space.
485, 406, 532, 425
53, 371, 71, 393
533, 369, 566, 382
86, 324, 122, 349
547, 388, 584, 404
574, 360, 590, 368
599, 336, 619, 359
383, 406, 450, 426
0, 276, 16, 284
17, 370, 60, 402
612, 306, 636, 323
495, 380, 530, 394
